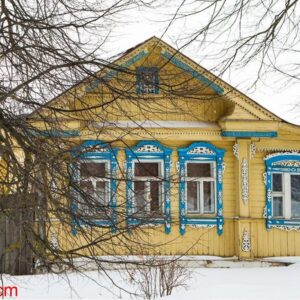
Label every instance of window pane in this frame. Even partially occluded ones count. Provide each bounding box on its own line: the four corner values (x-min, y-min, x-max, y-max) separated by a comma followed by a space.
291, 175, 300, 218
135, 162, 159, 177
79, 180, 94, 215
187, 181, 199, 212
80, 162, 106, 178
134, 181, 146, 213
79, 180, 109, 216
80, 180, 94, 195
150, 181, 161, 212
96, 181, 109, 205
273, 196, 283, 217
187, 163, 211, 177
203, 181, 215, 214
272, 173, 283, 192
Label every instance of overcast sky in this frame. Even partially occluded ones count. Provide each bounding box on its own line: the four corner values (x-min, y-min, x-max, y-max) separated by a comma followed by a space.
100, 2, 300, 125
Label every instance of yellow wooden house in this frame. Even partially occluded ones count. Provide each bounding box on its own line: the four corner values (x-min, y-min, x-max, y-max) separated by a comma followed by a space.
31, 36, 300, 259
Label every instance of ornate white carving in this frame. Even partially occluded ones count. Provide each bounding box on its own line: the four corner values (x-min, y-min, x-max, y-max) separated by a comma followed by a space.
273, 160, 300, 167
85, 145, 109, 153
257, 147, 300, 152
264, 152, 300, 160
241, 158, 249, 204
272, 225, 300, 232
263, 206, 267, 218
233, 143, 239, 160
218, 162, 226, 184
218, 168, 222, 184
218, 208, 223, 216
218, 191, 222, 204
241, 229, 251, 252
189, 224, 216, 229
267, 190, 272, 202
50, 234, 59, 250
165, 166, 170, 178
180, 167, 185, 180
263, 172, 267, 186
140, 223, 163, 228
250, 143, 256, 160
127, 166, 133, 179
180, 189, 185, 206
135, 145, 163, 153
187, 147, 215, 155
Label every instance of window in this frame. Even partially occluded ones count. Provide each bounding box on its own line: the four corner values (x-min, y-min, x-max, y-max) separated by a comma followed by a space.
78, 160, 110, 218
71, 141, 118, 234
271, 173, 300, 219
126, 141, 172, 233
178, 142, 225, 236
136, 67, 159, 94
265, 153, 300, 230
133, 161, 163, 217
186, 162, 216, 214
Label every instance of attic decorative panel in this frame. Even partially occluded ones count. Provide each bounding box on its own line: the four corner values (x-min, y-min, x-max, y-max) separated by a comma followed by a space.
136, 67, 159, 94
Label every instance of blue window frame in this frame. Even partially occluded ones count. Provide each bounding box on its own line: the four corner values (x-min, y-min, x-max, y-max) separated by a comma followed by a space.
125, 141, 172, 233
71, 141, 118, 235
136, 67, 159, 94
178, 142, 225, 235
264, 153, 300, 230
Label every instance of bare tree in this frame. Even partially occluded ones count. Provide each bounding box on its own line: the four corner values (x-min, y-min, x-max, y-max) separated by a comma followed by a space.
125, 257, 191, 299
160, 0, 300, 92
0, 0, 172, 276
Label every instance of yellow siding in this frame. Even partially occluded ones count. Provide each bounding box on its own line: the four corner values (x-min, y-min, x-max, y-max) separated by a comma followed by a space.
48, 128, 300, 258
34, 38, 300, 259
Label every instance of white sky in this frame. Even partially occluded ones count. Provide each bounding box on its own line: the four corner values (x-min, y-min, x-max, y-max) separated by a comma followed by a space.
100, 2, 300, 125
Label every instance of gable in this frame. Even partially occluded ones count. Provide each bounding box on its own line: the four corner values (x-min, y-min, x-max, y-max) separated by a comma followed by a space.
30, 36, 282, 129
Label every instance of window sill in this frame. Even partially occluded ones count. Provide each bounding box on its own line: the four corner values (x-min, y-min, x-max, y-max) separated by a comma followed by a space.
127, 217, 165, 227
71, 218, 116, 236
186, 214, 217, 219
76, 219, 114, 227
185, 217, 218, 227
267, 218, 300, 231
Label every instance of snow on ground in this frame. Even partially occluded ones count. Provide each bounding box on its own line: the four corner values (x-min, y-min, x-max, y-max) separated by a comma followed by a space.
2, 257, 300, 300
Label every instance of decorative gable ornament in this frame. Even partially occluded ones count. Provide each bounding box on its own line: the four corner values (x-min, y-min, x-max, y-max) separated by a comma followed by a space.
134, 144, 163, 153
187, 146, 215, 155
241, 229, 251, 252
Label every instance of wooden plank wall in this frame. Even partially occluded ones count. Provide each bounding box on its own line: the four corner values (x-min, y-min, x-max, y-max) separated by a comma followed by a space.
0, 196, 33, 275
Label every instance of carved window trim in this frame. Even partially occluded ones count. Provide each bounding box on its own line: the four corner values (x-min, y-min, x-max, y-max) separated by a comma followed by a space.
178, 142, 225, 235
125, 141, 172, 233
70, 140, 118, 235
264, 152, 300, 231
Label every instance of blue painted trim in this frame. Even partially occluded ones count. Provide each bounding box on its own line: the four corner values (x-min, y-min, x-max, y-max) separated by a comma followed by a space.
185, 218, 218, 226
267, 219, 300, 227
127, 218, 164, 226
161, 51, 224, 95
136, 67, 159, 95
177, 142, 225, 236
125, 141, 172, 233
86, 50, 149, 92
222, 131, 277, 138
29, 129, 79, 138
71, 140, 118, 234
265, 153, 300, 229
